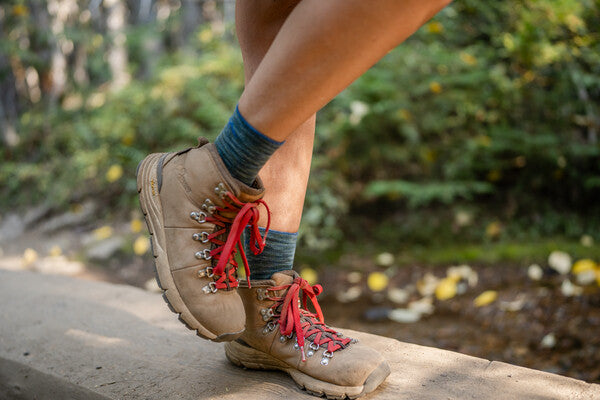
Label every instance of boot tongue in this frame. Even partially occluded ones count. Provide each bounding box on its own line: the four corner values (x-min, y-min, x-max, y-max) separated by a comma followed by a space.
270, 270, 298, 286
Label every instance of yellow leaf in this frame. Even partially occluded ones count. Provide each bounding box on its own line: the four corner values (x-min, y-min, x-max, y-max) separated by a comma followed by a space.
130, 219, 144, 233
121, 133, 135, 146
23, 248, 38, 266
435, 277, 457, 301
49, 246, 62, 257
429, 81, 442, 94
93, 225, 113, 240
367, 272, 389, 292
474, 290, 497, 307
596, 269, 600, 287
12, 5, 29, 16
396, 108, 412, 121
133, 236, 149, 256
486, 170, 502, 182
426, 21, 443, 34
572, 259, 596, 274
476, 135, 491, 147
106, 164, 123, 183
459, 52, 477, 66
485, 221, 502, 238
300, 268, 318, 285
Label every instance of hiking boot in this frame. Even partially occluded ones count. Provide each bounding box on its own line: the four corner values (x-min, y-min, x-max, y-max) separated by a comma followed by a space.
224, 271, 390, 399
136, 138, 270, 342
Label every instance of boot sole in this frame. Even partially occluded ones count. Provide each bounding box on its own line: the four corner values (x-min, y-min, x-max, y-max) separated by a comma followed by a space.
224, 341, 390, 399
137, 153, 235, 342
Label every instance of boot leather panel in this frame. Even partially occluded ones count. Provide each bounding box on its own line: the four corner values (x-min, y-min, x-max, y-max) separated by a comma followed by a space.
172, 266, 245, 335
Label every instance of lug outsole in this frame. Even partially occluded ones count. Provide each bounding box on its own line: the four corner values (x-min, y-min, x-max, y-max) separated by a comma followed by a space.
136, 154, 219, 341
224, 341, 389, 400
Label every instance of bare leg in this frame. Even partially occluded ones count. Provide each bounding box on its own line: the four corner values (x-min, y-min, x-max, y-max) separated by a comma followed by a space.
239, 0, 451, 141
236, 0, 315, 233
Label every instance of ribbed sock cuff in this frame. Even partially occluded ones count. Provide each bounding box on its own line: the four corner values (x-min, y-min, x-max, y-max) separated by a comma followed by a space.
244, 226, 298, 280
214, 106, 283, 186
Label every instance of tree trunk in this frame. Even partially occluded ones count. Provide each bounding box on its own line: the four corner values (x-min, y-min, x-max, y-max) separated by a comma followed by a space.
105, 0, 130, 90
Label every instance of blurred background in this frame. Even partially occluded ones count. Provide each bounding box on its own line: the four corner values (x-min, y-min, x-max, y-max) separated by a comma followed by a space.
1, 0, 599, 383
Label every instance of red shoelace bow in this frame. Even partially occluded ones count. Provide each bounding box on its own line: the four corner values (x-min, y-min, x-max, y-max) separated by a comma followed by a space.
269, 277, 352, 362
205, 191, 270, 289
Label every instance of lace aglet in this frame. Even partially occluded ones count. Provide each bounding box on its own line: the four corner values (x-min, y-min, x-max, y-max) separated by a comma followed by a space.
300, 345, 306, 362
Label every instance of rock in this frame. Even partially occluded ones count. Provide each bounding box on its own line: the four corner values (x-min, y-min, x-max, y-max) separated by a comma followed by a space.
86, 237, 125, 261
0, 214, 25, 243
336, 286, 362, 303
389, 308, 422, 323
38, 201, 96, 233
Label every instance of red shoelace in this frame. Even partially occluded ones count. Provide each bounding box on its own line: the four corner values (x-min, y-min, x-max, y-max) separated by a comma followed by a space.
267, 276, 352, 361
205, 191, 270, 290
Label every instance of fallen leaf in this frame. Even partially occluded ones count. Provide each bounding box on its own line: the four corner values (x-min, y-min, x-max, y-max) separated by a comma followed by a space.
367, 272, 389, 292
527, 264, 543, 281
540, 333, 556, 349
130, 219, 144, 233
22, 248, 38, 266
474, 290, 497, 307
435, 277, 457, 301
417, 273, 439, 297
376, 252, 394, 267
106, 164, 123, 183
133, 236, 149, 255
572, 259, 596, 274
387, 288, 410, 304
548, 251, 572, 275
93, 226, 113, 240
561, 279, 583, 297
346, 271, 362, 284
336, 286, 362, 303
49, 246, 62, 257
408, 297, 434, 315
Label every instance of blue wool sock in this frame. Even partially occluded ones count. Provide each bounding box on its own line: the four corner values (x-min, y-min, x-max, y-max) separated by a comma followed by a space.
215, 105, 283, 186
244, 226, 298, 280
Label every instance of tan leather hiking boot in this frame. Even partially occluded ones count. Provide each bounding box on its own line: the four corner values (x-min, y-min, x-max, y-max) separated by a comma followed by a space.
224, 271, 390, 399
136, 138, 270, 342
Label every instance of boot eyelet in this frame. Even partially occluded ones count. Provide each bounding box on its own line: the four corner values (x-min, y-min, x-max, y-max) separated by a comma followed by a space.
195, 249, 212, 260
202, 281, 217, 294
256, 288, 268, 300
260, 308, 274, 321
197, 267, 214, 278
190, 211, 207, 223
214, 183, 227, 199
192, 232, 210, 243
202, 199, 216, 214
310, 342, 319, 351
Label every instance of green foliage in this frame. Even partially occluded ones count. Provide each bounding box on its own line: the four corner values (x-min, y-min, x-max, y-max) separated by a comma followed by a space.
308, 0, 600, 247
1, 1, 599, 253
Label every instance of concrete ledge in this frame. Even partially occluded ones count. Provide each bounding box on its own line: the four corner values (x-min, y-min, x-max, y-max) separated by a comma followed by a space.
0, 270, 598, 399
